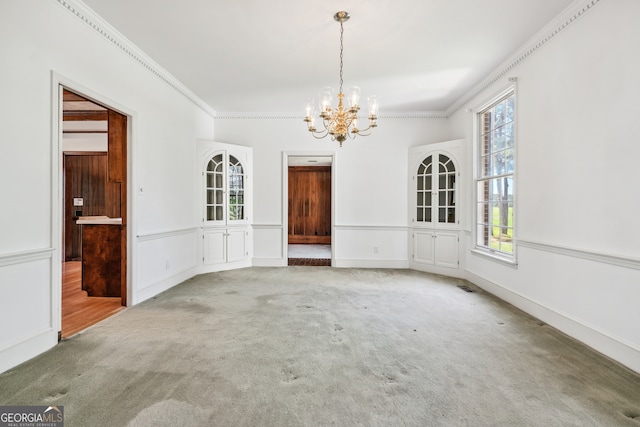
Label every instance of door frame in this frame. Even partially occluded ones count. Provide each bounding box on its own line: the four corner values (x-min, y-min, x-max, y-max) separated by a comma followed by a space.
51, 72, 134, 336
281, 151, 335, 266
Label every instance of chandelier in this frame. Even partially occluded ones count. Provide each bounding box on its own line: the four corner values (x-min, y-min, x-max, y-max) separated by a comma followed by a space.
304, 11, 379, 147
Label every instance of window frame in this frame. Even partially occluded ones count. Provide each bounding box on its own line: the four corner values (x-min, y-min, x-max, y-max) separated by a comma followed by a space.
472, 84, 517, 266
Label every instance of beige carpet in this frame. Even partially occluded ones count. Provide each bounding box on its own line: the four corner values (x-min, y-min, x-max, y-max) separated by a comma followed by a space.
1, 267, 639, 426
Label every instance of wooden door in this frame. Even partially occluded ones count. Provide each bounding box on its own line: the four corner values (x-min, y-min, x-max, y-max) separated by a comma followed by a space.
107, 110, 127, 305
288, 166, 331, 244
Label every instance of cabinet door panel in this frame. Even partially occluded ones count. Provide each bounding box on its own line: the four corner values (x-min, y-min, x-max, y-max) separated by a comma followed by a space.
227, 229, 247, 263
204, 230, 226, 265
435, 231, 459, 268
414, 231, 435, 265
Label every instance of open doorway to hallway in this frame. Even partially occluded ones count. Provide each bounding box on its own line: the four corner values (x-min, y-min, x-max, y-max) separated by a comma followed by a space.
287, 155, 333, 266
60, 87, 127, 337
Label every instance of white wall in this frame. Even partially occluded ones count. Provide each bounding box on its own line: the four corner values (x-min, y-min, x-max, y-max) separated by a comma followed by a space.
213, 116, 452, 267
0, 0, 214, 373
448, 0, 640, 373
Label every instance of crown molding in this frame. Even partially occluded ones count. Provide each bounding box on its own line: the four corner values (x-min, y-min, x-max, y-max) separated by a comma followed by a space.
54, 0, 216, 118
446, 0, 602, 116
213, 111, 448, 120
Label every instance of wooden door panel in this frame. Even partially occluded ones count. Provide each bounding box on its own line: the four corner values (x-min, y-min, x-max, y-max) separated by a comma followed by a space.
288, 166, 331, 244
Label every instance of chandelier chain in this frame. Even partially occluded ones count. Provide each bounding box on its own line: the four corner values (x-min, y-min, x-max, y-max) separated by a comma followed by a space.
339, 21, 344, 94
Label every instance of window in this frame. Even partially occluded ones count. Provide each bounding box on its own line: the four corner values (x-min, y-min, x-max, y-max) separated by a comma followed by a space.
476, 90, 515, 257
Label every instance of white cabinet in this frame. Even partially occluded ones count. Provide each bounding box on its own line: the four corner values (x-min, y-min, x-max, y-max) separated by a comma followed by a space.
203, 228, 248, 265
198, 141, 252, 270
413, 230, 459, 269
409, 140, 463, 272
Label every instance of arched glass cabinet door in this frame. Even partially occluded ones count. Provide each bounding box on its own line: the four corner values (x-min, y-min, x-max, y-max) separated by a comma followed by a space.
437, 154, 456, 224
416, 155, 433, 223
228, 155, 245, 221
416, 153, 456, 225
206, 154, 225, 221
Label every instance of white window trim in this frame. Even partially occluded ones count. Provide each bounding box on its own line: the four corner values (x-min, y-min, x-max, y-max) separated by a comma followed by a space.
472, 82, 518, 266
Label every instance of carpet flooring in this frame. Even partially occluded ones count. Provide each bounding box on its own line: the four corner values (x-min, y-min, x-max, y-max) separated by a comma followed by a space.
1, 267, 639, 426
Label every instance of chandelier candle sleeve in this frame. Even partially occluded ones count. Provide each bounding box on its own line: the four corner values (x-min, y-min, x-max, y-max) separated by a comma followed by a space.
303, 11, 378, 146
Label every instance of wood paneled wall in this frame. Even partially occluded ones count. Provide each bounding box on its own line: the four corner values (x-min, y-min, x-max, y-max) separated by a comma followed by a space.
288, 166, 331, 244
64, 153, 108, 261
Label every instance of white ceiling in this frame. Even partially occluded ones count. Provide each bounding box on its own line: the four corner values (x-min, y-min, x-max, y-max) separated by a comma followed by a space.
81, 0, 575, 114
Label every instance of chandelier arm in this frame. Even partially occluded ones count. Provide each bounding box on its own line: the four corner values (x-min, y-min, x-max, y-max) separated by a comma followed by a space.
310, 130, 330, 139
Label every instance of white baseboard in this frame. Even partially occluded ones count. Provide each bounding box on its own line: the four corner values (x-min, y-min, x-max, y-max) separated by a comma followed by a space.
466, 270, 640, 375
199, 259, 252, 274
134, 265, 199, 304
334, 259, 409, 269
410, 262, 465, 279
252, 257, 287, 267
0, 329, 58, 374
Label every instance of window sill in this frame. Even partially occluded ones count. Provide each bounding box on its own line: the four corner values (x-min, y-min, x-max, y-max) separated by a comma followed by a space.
470, 248, 518, 269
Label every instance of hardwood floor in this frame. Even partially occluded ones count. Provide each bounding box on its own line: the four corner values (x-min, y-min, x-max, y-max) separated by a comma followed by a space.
62, 261, 124, 338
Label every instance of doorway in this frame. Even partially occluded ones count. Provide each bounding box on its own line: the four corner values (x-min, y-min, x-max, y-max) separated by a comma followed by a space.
286, 155, 333, 266
60, 87, 127, 337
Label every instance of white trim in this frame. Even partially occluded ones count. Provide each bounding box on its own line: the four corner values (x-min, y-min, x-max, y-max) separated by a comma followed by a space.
472, 84, 518, 264
214, 112, 448, 120
252, 224, 283, 230
0, 248, 54, 268
518, 239, 640, 271
134, 265, 199, 304
252, 258, 287, 267
447, 0, 602, 115
334, 225, 409, 232
282, 151, 336, 262
52, 72, 136, 311
466, 270, 640, 374
137, 227, 198, 242
334, 259, 409, 269
470, 248, 518, 268
54, 0, 215, 118
0, 330, 58, 375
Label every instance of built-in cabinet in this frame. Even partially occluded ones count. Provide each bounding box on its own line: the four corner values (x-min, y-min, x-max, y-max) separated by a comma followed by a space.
199, 141, 252, 271
409, 140, 463, 273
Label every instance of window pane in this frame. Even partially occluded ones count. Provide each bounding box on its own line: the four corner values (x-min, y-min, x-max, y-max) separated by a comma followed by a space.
438, 208, 445, 223
505, 122, 514, 148
417, 192, 423, 206
447, 208, 455, 223
417, 208, 424, 222
417, 176, 424, 191
448, 174, 455, 190
425, 208, 432, 222
494, 101, 505, 126
505, 97, 514, 123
